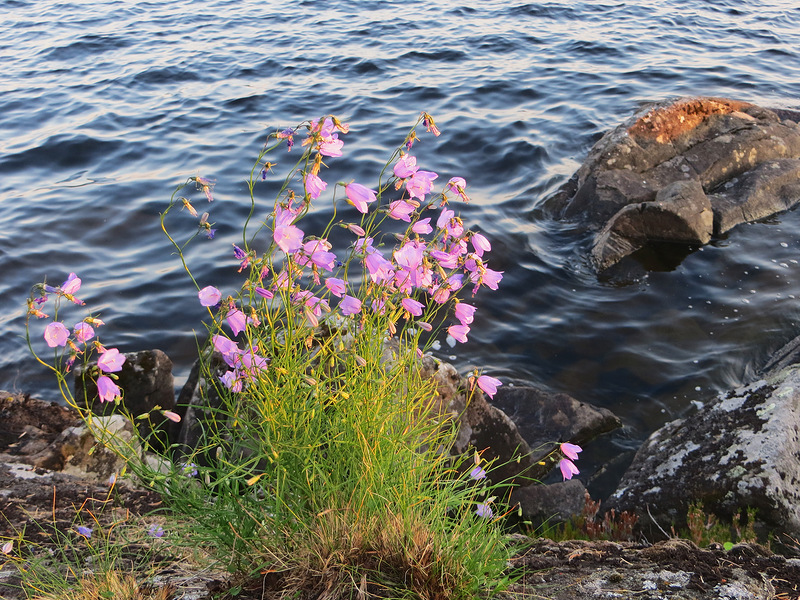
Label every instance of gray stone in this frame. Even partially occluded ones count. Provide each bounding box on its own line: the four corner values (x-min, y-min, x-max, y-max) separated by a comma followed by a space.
491, 385, 621, 462
510, 479, 588, 527
607, 366, 800, 544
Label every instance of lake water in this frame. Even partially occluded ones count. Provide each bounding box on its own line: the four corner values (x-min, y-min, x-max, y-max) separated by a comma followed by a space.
3, 0, 800, 496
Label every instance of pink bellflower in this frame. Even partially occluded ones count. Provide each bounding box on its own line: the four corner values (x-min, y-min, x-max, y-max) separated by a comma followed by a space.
97, 376, 122, 403
98, 348, 126, 373
475, 375, 502, 398
344, 182, 377, 214
559, 458, 580, 481
198, 285, 221, 307
560, 442, 582, 461
44, 322, 69, 348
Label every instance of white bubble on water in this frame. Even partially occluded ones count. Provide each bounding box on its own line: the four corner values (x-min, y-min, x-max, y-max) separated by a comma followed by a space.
781, 242, 789, 248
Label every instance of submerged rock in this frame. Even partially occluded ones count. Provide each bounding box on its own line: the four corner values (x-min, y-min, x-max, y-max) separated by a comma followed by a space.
546, 96, 800, 270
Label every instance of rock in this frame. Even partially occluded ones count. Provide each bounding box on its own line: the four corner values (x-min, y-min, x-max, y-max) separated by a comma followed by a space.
0, 391, 79, 456
419, 357, 536, 484
591, 180, 713, 271
174, 352, 228, 464
510, 479, 588, 527
607, 366, 800, 546
491, 385, 622, 462
75, 349, 176, 448
546, 96, 800, 270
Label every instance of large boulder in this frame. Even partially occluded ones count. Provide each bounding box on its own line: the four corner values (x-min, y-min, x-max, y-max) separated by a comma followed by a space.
607, 364, 800, 546
546, 97, 800, 270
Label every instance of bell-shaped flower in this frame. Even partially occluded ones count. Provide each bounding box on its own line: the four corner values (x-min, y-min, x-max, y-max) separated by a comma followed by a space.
559, 458, 580, 481
393, 154, 418, 179
365, 251, 394, 284
387, 200, 416, 222
475, 503, 493, 518
471, 232, 491, 257
447, 324, 470, 344
325, 277, 346, 298
44, 322, 69, 348
273, 206, 304, 254
97, 375, 122, 403
304, 172, 328, 200
226, 308, 248, 336
73, 322, 95, 344
98, 348, 126, 373
345, 182, 377, 214
454, 302, 476, 326
412, 218, 433, 235
401, 297, 424, 317
318, 133, 343, 157
405, 170, 438, 200
198, 285, 221, 307
476, 375, 502, 398
339, 295, 362, 316
560, 442, 582, 461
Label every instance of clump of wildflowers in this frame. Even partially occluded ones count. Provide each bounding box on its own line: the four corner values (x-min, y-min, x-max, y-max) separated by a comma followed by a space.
27, 112, 520, 599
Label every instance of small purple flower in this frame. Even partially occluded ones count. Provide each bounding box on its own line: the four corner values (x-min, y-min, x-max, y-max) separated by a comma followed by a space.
471, 232, 491, 257
277, 128, 294, 151
273, 205, 304, 254
476, 375, 502, 398
469, 466, 487, 480
97, 375, 122, 403
226, 308, 247, 336
401, 297, 424, 317
181, 462, 198, 477
162, 410, 181, 423
75, 526, 92, 538
148, 524, 164, 538
44, 322, 69, 348
559, 458, 580, 481
560, 442, 582, 461
318, 133, 343, 157
198, 285, 221, 307
2, 541, 13, 555
454, 302, 476, 326
304, 172, 328, 200
393, 154, 418, 179
73, 322, 95, 344
475, 503, 493, 518
255, 287, 274, 299
325, 277, 347, 298
339, 295, 362, 316
412, 218, 433, 235
98, 348, 126, 373
387, 200, 416, 222
405, 170, 438, 200
344, 182, 377, 214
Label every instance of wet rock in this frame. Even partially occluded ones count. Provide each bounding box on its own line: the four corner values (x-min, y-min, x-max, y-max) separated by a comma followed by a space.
546, 96, 800, 270
75, 349, 176, 447
607, 366, 800, 545
491, 385, 622, 461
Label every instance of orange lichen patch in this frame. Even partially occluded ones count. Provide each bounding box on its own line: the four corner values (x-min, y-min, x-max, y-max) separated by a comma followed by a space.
628, 97, 756, 144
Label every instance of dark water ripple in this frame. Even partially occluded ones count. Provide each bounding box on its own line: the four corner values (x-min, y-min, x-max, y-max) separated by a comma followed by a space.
3, 0, 800, 495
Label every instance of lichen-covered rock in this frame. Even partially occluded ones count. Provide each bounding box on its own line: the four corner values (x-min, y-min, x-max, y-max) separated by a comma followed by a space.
607, 366, 800, 543
546, 96, 800, 270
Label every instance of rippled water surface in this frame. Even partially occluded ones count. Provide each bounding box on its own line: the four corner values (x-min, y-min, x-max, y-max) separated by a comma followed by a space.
3, 0, 800, 494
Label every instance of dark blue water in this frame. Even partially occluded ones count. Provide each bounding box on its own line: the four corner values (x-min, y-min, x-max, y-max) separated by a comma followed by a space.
3, 0, 800, 495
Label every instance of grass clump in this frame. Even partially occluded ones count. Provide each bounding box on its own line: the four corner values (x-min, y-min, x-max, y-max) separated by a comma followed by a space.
24, 113, 516, 599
